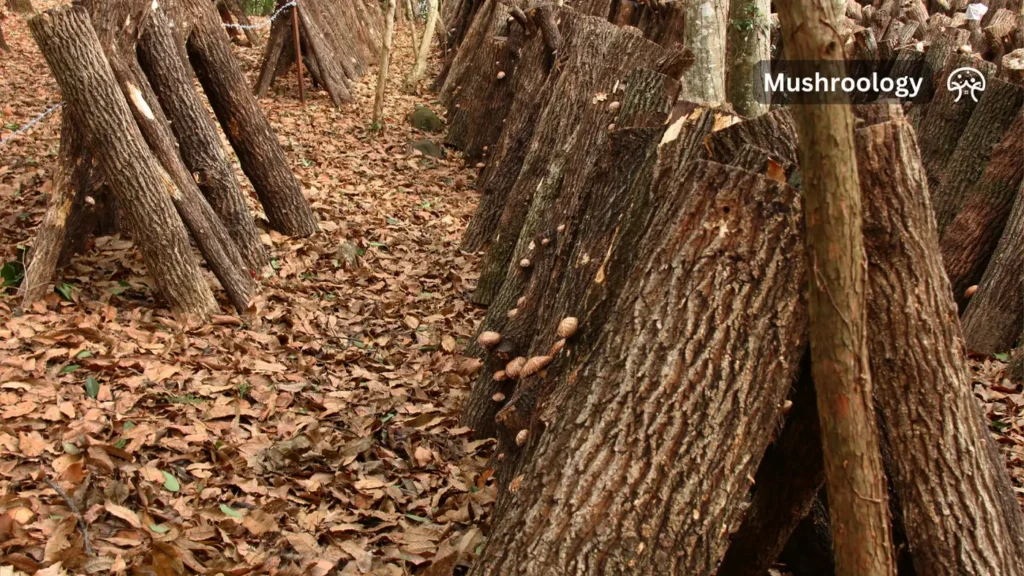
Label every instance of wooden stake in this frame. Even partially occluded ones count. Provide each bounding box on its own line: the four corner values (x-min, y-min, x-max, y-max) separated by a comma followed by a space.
292, 2, 305, 104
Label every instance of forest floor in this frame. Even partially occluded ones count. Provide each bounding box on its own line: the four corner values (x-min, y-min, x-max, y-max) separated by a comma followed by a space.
0, 7, 493, 576
1, 4, 1024, 576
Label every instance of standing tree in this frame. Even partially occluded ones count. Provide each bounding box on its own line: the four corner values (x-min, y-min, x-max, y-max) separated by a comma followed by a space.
776, 0, 896, 572
374, 0, 397, 128
405, 0, 438, 91
683, 0, 728, 103
727, 0, 770, 116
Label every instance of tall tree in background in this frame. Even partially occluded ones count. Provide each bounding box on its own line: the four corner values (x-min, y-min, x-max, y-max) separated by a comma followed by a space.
683, 0, 728, 103
405, 0, 438, 91
727, 0, 770, 116
777, 0, 896, 571
374, 0, 397, 127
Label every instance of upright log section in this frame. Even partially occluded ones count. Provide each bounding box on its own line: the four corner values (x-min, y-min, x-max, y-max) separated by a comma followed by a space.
859, 117, 1024, 576
138, 5, 269, 271
470, 161, 808, 575
179, 0, 318, 237
29, 6, 217, 315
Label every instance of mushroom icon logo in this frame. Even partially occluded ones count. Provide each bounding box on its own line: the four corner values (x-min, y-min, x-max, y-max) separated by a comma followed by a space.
947, 67, 986, 102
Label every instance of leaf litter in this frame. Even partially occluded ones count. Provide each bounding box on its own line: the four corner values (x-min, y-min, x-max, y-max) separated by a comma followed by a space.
0, 4, 493, 574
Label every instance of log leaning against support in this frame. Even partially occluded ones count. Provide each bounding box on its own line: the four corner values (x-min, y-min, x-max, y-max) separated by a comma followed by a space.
859, 117, 1024, 575
29, 6, 217, 315
180, 0, 318, 237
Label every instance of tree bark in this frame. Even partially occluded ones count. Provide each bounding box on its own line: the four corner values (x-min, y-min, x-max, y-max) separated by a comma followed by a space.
85, 0, 257, 313
180, 0, 318, 237
777, 0, 897, 571
470, 160, 808, 575
961, 178, 1024, 354
296, 1, 354, 106
407, 0, 420, 56
702, 107, 799, 166
223, 0, 259, 46
373, 0, 397, 127
727, 0, 771, 116
717, 364, 826, 576
940, 108, 1024, 308
682, 0, 729, 103
929, 77, 1024, 235
7, 0, 32, 14
29, 5, 217, 316
858, 117, 1024, 576
138, 4, 269, 272
405, 0, 438, 91
254, 1, 292, 98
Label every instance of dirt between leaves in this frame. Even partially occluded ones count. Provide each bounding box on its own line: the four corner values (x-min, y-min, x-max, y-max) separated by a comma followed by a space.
1, 2, 1023, 575
0, 3, 494, 574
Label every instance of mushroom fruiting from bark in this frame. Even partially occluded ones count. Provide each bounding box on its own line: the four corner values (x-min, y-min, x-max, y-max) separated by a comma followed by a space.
519, 258, 531, 268
522, 355, 553, 377
507, 308, 519, 320
492, 392, 506, 402
506, 357, 527, 378
515, 429, 529, 445
478, 331, 502, 349
557, 317, 579, 338
493, 370, 508, 382
965, 285, 978, 298
548, 338, 566, 356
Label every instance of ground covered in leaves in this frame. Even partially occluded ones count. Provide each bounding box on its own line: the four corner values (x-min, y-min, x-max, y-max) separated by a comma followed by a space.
1, 6, 494, 575
3, 4, 1024, 576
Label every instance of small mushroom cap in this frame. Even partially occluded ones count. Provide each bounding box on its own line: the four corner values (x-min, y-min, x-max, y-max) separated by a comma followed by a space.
493, 370, 508, 382
557, 317, 579, 338
519, 258, 531, 268
478, 331, 502, 348
521, 355, 553, 377
506, 357, 527, 378
507, 308, 519, 320
556, 224, 566, 233
492, 392, 506, 402
965, 285, 979, 298
548, 338, 566, 356
497, 70, 507, 79
515, 429, 529, 445
517, 296, 526, 307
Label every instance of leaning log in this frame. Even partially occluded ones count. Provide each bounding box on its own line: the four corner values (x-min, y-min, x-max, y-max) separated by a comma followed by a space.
180, 0, 318, 237
858, 117, 1024, 575
29, 5, 217, 315
138, 4, 269, 271
470, 160, 807, 575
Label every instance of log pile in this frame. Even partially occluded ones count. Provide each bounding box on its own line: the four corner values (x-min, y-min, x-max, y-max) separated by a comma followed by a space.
444, 2, 1024, 573
22, 0, 318, 317
253, 0, 383, 107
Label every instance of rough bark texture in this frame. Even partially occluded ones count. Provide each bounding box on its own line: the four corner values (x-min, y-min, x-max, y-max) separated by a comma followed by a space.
777, 0, 897, 571
703, 107, 799, 166
717, 364, 826, 576
87, 0, 256, 312
961, 178, 1024, 354
940, 108, 1024, 307
181, 0, 318, 237
682, 0, 728, 103
727, 0, 771, 116
858, 117, 1024, 576
929, 77, 1024, 234
470, 160, 808, 575
222, 0, 258, 46
373, 0, 396, 127
29, 5, 217, 315
7, 0, 32, 14
254, 2, 292, 98
471, 12, 683, 305
297, 2, 353, 106
138, 5, 268, 272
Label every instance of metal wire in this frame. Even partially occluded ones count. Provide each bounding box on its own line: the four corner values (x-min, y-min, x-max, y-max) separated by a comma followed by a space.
223, 1, 296, 30
0, 102, 63, 149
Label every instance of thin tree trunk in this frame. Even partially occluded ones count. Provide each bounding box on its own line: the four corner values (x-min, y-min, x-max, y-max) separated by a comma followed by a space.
373, 0, 397, 128
407, 0, 420, 52
776, 0, 897, 571
727, 0, 770, 116
858, 117, 1024, 576
0, 20, 9, 51
180, 0, 318, 237
404, 0, 438, 91
254, 2, 292, 97
138, 5, 269, 272
682, 0, 728, 103
470, 161, 808, 575
29, 6, 217, 316
223, 0, 259, 46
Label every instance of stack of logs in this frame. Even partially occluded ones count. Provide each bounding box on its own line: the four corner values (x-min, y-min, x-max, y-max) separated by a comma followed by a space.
23, 0, 320, 317
441, 2, 1024, 574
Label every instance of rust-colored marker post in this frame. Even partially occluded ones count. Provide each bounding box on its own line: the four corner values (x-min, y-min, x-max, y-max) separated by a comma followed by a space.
292, 2, 305, 103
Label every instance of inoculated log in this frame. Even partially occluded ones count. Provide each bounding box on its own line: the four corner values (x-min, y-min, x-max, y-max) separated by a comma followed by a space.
470, 160, 807, 575
858, 118, 1024, 575
471, 13, 686, 305
702, 107, 799, 166
254, 1, 292, 97
222, 0, 258, 46
139, 5, 268, 271
929, 77, 1024, 234
459, 6, 563, 254
297, 2, 353, 106
29, 6, 217, 315
180, 0, 318, 237
940, 109, 1024, 307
